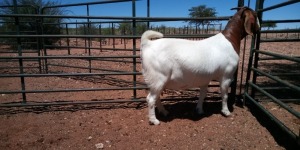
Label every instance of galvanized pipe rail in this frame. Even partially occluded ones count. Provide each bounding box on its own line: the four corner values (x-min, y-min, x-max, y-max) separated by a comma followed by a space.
0, 14, 230, 22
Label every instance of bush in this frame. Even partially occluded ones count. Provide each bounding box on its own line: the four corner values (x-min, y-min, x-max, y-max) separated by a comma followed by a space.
0, 0, 67, 49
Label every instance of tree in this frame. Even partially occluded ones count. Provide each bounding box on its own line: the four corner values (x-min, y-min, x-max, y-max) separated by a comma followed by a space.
187, 5, 217, 33
136, 22, 147, 35
118, 22, 132, 35
261, 22, 277, 30
117, 22, 147, 35
0, 0, 67, 49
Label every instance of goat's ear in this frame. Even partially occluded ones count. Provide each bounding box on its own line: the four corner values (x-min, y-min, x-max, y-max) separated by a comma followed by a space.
244, 10, 256, 36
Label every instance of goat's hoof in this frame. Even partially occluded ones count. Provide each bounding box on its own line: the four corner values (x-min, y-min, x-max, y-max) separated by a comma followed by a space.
149, 119, 160, 125
221, 109, 231, 117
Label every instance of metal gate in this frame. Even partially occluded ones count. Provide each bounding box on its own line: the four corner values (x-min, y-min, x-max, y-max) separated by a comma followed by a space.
0, 0, 240, 107
244, 0, 300, 146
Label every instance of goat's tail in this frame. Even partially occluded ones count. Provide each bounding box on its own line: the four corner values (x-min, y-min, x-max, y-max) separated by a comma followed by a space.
141, 30, 163, 45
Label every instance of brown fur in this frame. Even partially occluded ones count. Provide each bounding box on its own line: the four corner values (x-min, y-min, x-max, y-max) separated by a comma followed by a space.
221, 7, 260, 54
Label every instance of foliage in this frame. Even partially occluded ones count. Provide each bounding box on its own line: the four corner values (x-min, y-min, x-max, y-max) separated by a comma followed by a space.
261, 22, 277, 30
118, 22, 132, 35
136, 22, 147, 35
187, 5, 217, 28
77, 23, 99, 35
117, 22, 148, 35
0, 0, 67, 49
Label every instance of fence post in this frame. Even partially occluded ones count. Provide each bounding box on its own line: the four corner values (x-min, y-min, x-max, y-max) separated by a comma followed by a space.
35, 6, 43, 73
76, 20, 78, 46
66, 24, 70, 55
132, 0, 137, 99
147, 0, 150, 29
99, 24, 103, 52
251, 0, 264, 98
112, 23, 115, 50
13, 0, 27, 103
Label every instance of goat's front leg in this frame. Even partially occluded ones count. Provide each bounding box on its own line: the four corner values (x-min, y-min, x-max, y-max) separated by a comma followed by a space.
146, 92, 160, 125
196, 85, 208, 115
220, 79, 231, 116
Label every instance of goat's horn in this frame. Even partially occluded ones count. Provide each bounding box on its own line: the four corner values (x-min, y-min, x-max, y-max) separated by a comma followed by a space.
230, 7, 241, 10
230, 6, 249, 10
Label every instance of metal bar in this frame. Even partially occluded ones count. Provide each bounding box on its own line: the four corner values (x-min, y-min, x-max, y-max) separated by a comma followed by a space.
258, 0, 300, 12
262, 19, 300, 24
0, 34, 139, 38
47, 63, 137, 73
0, 97, 203, 108
86, 4, 92, 73
0, 34, 216, 38
260, 29, 300, 33
65, 24, 70, 55
42, 0, 135, 9
254, 50, 300, 63
248, 82, 300, 118
277, 99, 300, 102
0, 31, 37, 34
42, 20, 156, 25
256, 72, 300, 77
0, 14, 230, 21
260, 86, 291, 90
42, 19, 228, 25
0, 72, 142, 78
43, 45, 138, 52
0, 67, 39, 70
249, 0, 264, 98
0, 57, 38, 62
0, 4, 37, 8
0, 86, 148, 94
0, 51, 40, 54
132, 0, 137, 99
0, 99, 146, 107
49, 56, 140, 63
12, 0, 27, 103
251, 67, 300, 92
0, 66, 39, 69
244, 93, 299, 143
260, 39, 300, 43
147, 0, 150, 28
270, 72, 300, 76
259, 56, 300, 61
0, 55, 139, 59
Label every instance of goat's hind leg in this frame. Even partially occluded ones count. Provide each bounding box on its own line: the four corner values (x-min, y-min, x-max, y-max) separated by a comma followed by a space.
156, 97, 169, 116
196, 85, 208, 115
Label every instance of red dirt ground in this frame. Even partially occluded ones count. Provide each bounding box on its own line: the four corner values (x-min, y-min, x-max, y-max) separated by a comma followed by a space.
0, 34, 299, 149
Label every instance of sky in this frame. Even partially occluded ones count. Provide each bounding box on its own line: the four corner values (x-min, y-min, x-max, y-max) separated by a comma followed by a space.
55, 0, 300, 29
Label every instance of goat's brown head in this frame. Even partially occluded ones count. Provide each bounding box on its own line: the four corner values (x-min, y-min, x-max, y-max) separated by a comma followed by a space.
231, 7, 260, 36
222, 7, 260, 54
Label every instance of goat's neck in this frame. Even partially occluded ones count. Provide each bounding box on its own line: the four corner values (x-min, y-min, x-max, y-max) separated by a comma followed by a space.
221, 18, 247, 55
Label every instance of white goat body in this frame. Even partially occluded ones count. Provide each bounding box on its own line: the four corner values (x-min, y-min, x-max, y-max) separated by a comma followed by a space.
141, 31, 238, 125
141, 31, 238, 91
141, 7, 259, 125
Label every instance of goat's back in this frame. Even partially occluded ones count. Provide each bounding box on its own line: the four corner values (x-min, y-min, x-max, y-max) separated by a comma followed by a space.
141, 33, 239, 90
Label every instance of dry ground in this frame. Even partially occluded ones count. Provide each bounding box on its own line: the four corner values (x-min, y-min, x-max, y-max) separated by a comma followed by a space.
0, 34, 299, 149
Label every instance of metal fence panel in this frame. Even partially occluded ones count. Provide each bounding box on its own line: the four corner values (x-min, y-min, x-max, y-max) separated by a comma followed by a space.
244, 0, 300, 146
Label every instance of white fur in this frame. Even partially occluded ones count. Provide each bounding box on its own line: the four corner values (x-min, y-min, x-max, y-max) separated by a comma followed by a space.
141, 30, 239, 125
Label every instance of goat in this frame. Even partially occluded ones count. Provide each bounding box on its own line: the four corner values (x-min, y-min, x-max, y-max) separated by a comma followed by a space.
140, 7, 260, 125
